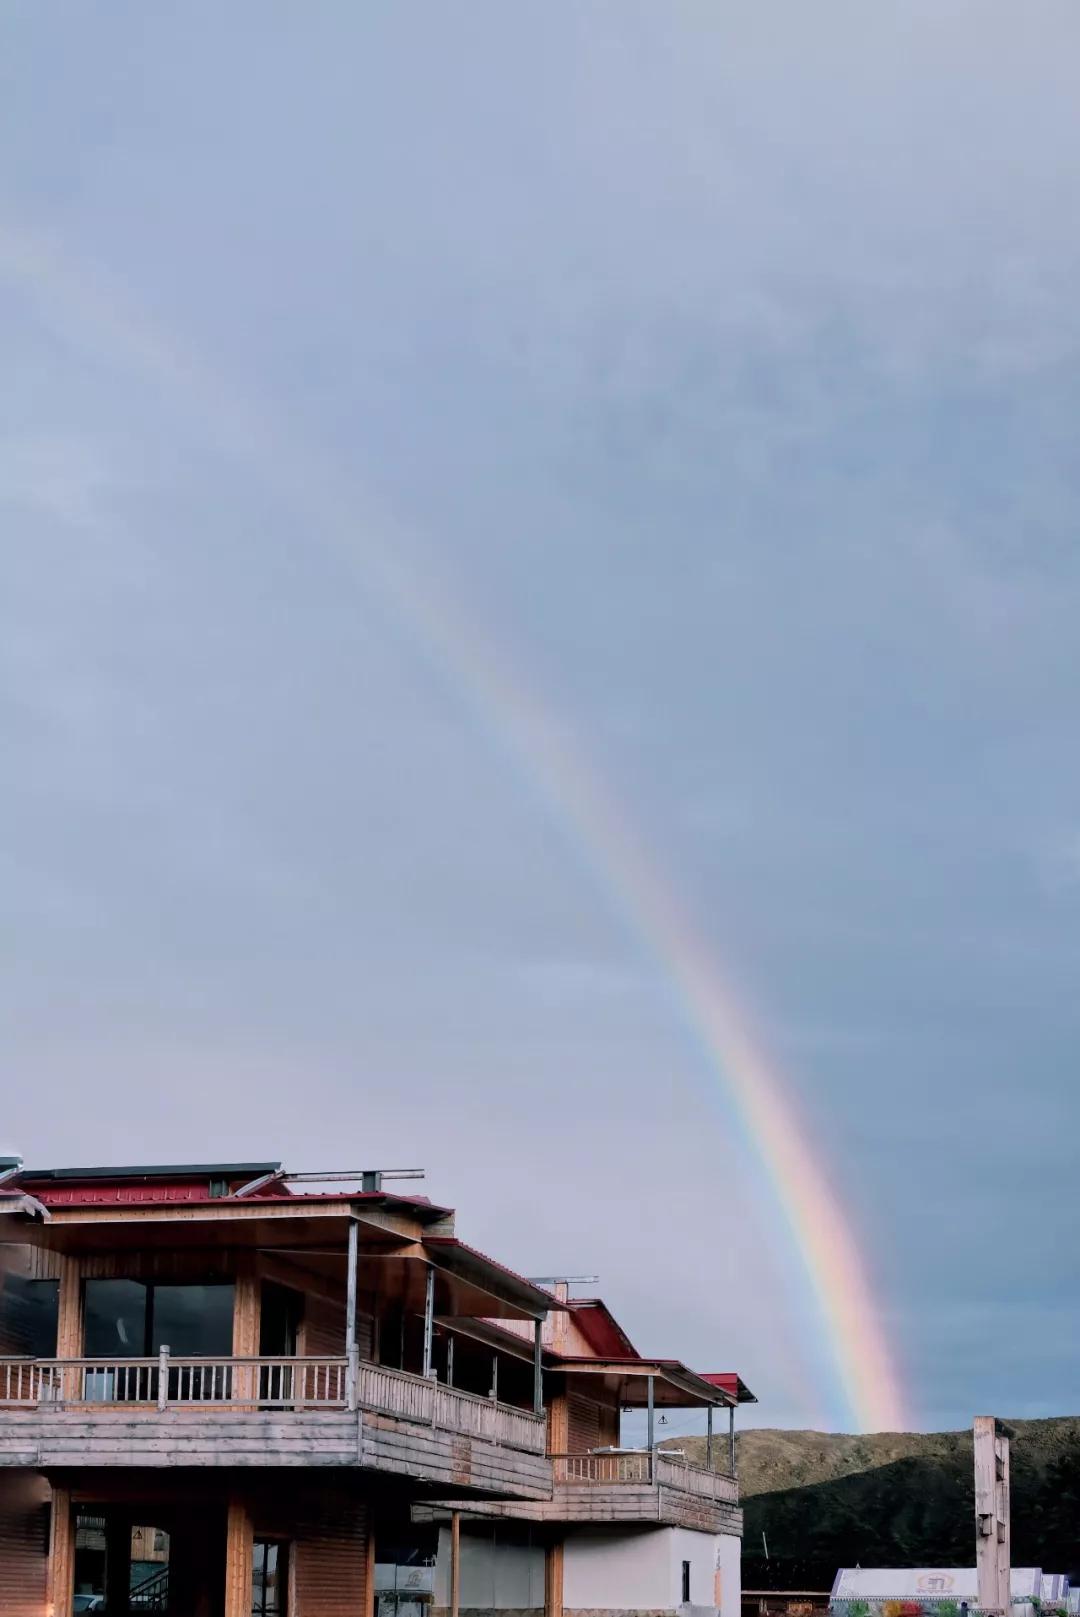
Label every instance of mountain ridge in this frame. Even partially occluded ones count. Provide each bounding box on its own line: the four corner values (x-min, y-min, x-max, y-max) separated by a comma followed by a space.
661, 1416, 1080, 1587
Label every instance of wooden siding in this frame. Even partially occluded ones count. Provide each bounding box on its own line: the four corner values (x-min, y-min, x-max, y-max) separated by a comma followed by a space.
291, 1486, 369, 1617
301, 1292, 375, 1362
0, 1408, 553, 1499
566, 1393, 619, 1455
422, 1481, 743, 1536
0, 1471, 49, 1617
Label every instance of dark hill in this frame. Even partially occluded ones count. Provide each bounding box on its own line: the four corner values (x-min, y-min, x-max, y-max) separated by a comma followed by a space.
661, 1417, 1080, 1591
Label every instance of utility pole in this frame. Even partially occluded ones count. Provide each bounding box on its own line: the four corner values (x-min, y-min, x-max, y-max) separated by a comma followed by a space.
974, 1416, 1011, 1616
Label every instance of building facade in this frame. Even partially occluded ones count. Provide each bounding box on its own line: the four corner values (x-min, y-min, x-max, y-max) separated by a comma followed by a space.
0, 1158, 751, 1617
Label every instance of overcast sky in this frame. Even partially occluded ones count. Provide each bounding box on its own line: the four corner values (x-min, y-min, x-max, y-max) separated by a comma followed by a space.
3, 2, 1080, 1433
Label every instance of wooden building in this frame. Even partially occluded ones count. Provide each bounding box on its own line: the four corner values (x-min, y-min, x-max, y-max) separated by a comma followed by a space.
0, 1158, 753, 1617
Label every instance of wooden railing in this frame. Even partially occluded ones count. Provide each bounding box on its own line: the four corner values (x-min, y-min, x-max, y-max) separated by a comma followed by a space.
552, 1450, 737, 1498
357, 1362, 546, 1452
0, 1354, 547, 1453
554, 1451, 653, 1484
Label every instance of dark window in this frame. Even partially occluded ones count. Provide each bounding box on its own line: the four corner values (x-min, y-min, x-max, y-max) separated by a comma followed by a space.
84, 1280, 147, 1356
252, 1540, 288, 1616
83, 1281, 234, 1357
0, 1269, 58, 1356
682, 1561, 691, 1605
151, 1284, 234, 1355
73, 1512, 108, 1610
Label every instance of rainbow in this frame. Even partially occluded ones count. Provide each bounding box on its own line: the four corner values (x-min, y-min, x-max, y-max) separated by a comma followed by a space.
0, 222, 906, 1432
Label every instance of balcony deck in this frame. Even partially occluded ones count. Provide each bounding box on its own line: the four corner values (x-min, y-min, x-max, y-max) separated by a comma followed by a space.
0, 1355, 550, 1499
419, 1449, 743, 1534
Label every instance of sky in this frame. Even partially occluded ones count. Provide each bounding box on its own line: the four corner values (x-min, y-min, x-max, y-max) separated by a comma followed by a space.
3, 1, 1080, 1434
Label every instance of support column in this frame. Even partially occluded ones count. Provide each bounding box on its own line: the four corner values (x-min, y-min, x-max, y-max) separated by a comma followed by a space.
56, 1255, 83, 1401
728, 1403, 736, 1476
545, 1538, 564, 1617
224, 1497, 253, 1617
47, 1485, 75, 1617
647, 1375, 655, 1480
345, 1218, 359, 1356
706, 1404, 714, 1470
232, 1254, 260, 1405
547, 1391, 568, 1457
450, 1510, 461, 1617
346, 1219, 360, 1409
533, 1316, 544, 1414
422, 1265, 435, 1379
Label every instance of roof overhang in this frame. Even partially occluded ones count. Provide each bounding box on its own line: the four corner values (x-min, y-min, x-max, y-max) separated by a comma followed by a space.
0, 1205, 552, 1323
699, 1371, 758, 1405
556, 1357, 735, 1408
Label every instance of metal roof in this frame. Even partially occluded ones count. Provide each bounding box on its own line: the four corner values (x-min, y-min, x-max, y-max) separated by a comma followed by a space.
699, 1371, 758, 1405
15, 1161, 283, 1183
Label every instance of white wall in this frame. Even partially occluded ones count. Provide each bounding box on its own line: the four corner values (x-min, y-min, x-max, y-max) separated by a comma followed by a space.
564, 1525, 741, 1617
669, 1529, 720, 1612
564, 1527, 673, 1610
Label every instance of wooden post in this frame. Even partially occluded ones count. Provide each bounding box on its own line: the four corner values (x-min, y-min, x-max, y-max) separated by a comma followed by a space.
729, 1403, 736, 1476
157, 1344, 170, 1411
224, 1496, 253, 1617
547, 1391, 568, 1458
975, 1416, 1011, 1615
447, 1335, 455, 1388
422, 1264, 435, 1379
232, 1254, 260, 1405
47, 1485, 75, 1617
450, 1510, 461, 1617
533, 1316, 544, 1414
647, 1375, 655, 1480
56, 1254, 83, 1402
545, 1538, 564, 1617
706, 1404, 713, 1470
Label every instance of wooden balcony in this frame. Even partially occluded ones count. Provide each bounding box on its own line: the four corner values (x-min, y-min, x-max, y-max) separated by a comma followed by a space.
429, 1448, 743, 1533
554, 1449, 738, 1501
0, 1354, 551, 1499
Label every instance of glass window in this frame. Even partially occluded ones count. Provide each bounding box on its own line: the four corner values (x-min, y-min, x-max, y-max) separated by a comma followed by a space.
83, 1280, 148, 1356
151, 1284, 234, 1355
252, 1540, 288, 1616
682, 1561, 691, 1604
0, 1262, 58, 1356
82, 1280, 235, 1357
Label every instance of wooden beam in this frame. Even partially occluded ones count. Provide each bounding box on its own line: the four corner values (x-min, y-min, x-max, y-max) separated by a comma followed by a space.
545, 1538, 564, 1617
224, 1496, 253, 1617
450, 1510, 461, 1617
56, 1255, 83, 1402
547, 1392, 568, 1457
47, 1484, 75, 1617
232, 1254, 260, 1405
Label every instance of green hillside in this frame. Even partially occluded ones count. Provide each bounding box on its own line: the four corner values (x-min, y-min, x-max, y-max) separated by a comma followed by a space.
661, 1418, 1080, 1590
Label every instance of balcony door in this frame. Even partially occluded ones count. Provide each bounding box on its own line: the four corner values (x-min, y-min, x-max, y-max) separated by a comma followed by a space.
258, 1283, 303, 1403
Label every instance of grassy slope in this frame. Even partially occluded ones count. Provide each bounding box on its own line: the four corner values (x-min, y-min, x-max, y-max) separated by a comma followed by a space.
661, 1418, 1080, 1588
